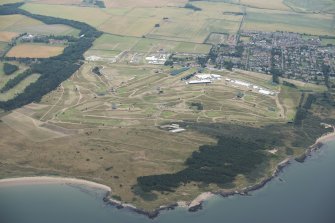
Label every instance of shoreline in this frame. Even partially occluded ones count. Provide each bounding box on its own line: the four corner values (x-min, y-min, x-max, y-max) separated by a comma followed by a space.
1, 131, 334, 219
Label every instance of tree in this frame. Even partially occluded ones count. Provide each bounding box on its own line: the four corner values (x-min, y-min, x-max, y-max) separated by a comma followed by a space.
3, 62, 18, 75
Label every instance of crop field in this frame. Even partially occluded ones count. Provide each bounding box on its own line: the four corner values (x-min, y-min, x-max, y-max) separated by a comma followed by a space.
240, 0, 290, 11
0, 31, 18, 42
0, 14, 79, 36
85, 34, 211, 59
21, 3, 112, 27
98, 15, 160, 37
0, 0, 22, 5
28, 0, 82, 5
6, 44, 64, 58
243, 8, 335, 35
103, 0, 187, 8
283, 0, 335, 13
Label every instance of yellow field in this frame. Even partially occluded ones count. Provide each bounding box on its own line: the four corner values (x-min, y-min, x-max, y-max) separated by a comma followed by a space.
29, 0, 82, 5
21, 3, 112, 27
103, 0, 187, 8
0, 14, 79, 36
6, 44, 64, 58
0, 31, 18, 42
98, 15, 160, 37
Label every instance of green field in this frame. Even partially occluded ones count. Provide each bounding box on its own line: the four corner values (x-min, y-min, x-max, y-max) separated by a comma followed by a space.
243, 8, 335, 35
0, 71, 40, 101
284, 0, 335, 13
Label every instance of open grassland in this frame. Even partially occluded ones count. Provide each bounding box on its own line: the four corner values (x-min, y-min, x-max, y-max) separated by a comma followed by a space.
243, 8, 335, 36
0, 73, 40, 101
0, 14, 79, 36
284, 0, 335, 13
6, 44, 64, 58
1, 57, 326, 209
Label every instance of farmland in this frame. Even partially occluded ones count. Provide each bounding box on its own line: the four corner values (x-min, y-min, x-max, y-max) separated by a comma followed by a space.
6, 44, 64, 58
242, 8, 334, 36
0, 14, 79, 36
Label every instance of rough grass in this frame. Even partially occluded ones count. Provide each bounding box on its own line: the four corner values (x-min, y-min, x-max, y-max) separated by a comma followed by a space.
6, 44, 64, 58
0, 73, 40, 101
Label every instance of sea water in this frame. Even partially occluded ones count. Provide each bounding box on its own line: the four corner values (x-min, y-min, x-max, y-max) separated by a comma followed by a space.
1, 141, 335, 223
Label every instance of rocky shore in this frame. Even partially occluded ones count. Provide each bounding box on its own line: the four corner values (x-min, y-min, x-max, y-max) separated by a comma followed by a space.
1, 131, 334, 219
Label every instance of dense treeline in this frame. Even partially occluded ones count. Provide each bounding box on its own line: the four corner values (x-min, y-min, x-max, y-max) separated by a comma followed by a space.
92, 66, 102, 76
294, 93, 317, 126
1, 69, 32, 93
137, 100, 334, 192
137, 137, 268, 192
3, 62, 18, 75
0, 3, 102, 110
184, 3, 202, 11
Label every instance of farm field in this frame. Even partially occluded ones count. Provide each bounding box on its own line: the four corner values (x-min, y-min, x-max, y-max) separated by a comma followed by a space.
0, 14, 79, 36
283, 0, 335, 13
6, 44, 64, 58
0, 31, 18, 42
243, 8, 335, 35
21, 3, 112, 27
85, 33, 211, 60
240, 0, 291, 11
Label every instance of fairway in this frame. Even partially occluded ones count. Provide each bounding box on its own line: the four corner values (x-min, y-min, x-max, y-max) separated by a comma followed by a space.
6, 44, 64, 58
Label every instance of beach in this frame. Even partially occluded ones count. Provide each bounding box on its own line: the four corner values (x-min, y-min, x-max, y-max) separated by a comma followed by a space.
0, 176, 111, 192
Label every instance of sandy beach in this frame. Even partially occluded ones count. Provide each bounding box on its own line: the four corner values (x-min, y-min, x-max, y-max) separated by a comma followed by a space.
0, 176, 111, 192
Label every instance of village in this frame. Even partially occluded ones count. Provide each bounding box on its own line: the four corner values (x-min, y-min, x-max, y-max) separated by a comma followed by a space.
209, 31, 335, 85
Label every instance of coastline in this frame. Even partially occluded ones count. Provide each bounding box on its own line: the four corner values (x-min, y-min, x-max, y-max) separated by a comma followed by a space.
1, 131, 334, 219
0, 176, 111, 193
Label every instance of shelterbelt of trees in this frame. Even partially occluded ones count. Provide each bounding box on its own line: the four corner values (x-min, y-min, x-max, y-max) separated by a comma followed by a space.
0, 3, 102, 110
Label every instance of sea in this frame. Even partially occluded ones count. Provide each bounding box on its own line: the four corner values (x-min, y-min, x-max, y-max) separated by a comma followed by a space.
1, 140, 335, 223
